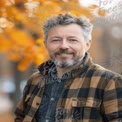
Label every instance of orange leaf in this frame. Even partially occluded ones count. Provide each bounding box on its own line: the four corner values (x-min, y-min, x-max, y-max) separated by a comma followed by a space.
18, 56, 32, 71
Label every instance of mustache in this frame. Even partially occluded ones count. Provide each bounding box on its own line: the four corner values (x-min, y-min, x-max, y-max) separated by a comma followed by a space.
55, 49, 73, 55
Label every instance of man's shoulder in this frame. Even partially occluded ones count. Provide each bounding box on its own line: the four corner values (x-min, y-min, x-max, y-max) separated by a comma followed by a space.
89, 63, 122, 80
27, 71, 44, 85
26, 60, 54, 86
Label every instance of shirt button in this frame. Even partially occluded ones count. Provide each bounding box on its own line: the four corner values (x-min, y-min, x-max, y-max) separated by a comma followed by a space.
50, 97, 55, 101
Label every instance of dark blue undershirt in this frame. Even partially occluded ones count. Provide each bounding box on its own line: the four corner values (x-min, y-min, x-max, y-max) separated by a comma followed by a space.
35, 64, 71, 122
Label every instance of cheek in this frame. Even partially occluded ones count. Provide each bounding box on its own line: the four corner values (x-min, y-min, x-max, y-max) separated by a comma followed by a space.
46, 45, 55, 53
46, 43, 60, 52
47, 47, 59, 56
76, 46, 86, 56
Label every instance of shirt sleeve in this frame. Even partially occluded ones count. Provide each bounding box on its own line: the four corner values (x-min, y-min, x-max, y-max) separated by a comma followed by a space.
14, 77, 32, 122
102, 75, 122, 121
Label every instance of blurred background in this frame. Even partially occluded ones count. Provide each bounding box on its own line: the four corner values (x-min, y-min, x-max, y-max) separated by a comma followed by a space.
0, 0, 122, 121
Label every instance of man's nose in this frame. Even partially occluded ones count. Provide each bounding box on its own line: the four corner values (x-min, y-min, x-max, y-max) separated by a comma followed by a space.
60, 40, 69, 49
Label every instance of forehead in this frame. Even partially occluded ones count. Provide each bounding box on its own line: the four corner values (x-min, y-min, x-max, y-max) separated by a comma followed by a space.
47, 23, 84, 37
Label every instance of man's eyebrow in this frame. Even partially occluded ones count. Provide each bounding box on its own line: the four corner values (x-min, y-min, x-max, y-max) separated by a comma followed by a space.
67, 36, 80, 40
48, 36, 79, 39
49, 36, 61, 39
67, 36, 77, 38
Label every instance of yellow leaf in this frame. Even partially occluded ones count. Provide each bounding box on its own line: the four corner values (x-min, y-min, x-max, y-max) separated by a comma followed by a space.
7, 50, 21, 61
0, 38, 11, 52
18, 56, 32, 71
8, 29, 34, 47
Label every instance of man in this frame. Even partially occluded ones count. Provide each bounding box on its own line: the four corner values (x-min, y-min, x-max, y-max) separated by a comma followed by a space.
15, 13, 122, 122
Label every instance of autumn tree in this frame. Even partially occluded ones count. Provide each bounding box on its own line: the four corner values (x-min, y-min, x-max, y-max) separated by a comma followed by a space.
0, 0, 106, 71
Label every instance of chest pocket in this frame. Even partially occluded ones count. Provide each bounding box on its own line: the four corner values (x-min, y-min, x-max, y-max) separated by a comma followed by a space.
71, 98, 102, 120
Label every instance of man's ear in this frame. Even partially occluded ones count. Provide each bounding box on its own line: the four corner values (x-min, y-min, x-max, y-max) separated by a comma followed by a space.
86, 40, 92, 52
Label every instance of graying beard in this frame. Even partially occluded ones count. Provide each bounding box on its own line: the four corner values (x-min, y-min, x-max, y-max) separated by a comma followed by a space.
54, 60, 76, 68
53, 54, 85, 68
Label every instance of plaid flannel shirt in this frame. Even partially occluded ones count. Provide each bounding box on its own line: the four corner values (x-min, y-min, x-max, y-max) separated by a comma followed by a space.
15, 53, 122, 122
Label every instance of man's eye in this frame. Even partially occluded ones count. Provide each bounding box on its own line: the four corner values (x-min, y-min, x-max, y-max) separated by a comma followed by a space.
69, 39, 77, 42
52, 40, 60, 42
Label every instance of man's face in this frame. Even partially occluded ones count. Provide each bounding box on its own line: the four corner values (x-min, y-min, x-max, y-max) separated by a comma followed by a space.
45, 23, 91, 68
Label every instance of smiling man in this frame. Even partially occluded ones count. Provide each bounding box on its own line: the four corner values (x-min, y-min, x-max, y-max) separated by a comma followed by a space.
45, 23, 91, 78
15, 13, 122, 122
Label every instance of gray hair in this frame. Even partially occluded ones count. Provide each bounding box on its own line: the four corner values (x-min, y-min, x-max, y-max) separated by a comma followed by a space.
43, 13, 93, 42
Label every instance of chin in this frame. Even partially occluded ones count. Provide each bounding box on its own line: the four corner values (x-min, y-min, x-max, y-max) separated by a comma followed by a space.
54, 59, 76, 68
